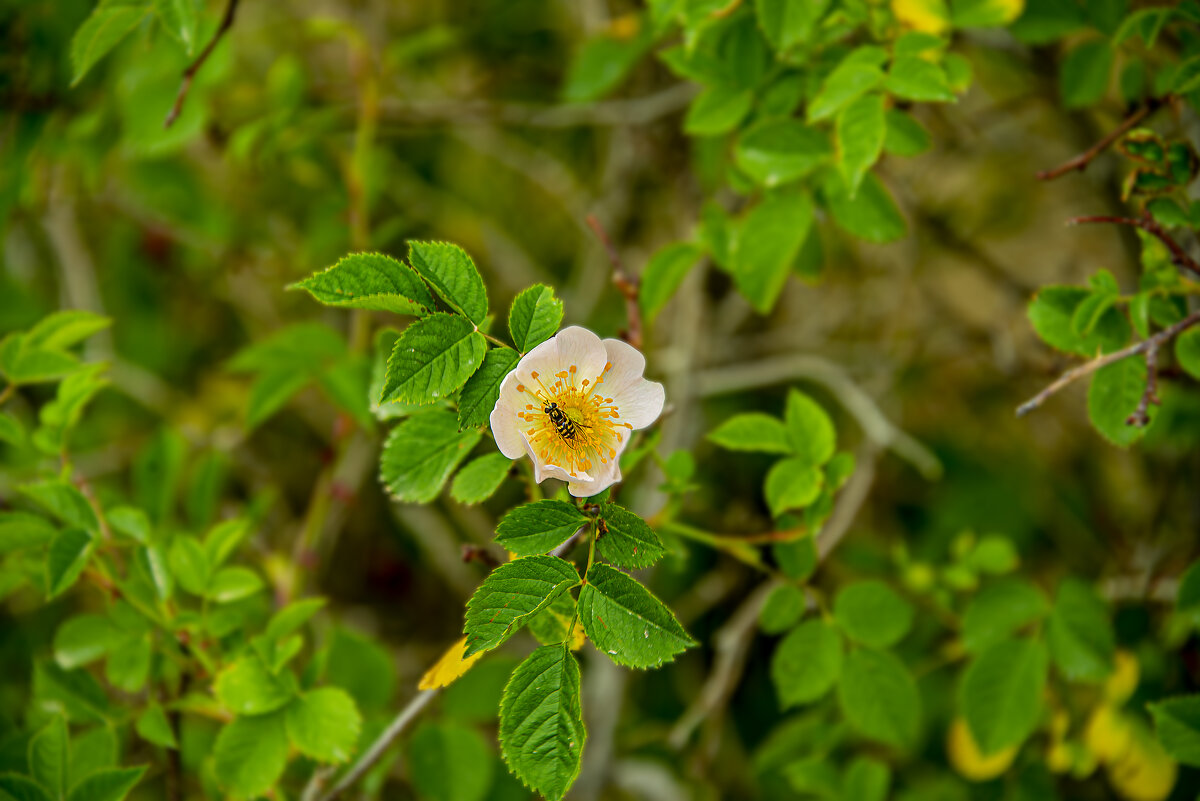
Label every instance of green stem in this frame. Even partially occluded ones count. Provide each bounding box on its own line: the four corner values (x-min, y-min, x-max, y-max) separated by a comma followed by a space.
0, 384, 13, 406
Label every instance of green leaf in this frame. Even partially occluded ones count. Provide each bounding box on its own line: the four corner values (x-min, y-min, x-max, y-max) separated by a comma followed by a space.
213, 712, 289, 800
770, 619, 843, 708
952, 0, 1024, 26
1047, 578, 1114, 682
0, 411, 24, 448
563, 19, 655, 103
823, 171, 906, 244
734, 120, 832, 187
30, 716, 68, 799
409, 722, 494, 801
509, 285, 564, 353
1176, 328, 1200, 379
732, 190, 814, 313
204, 518, 251, 567
842, 756, 891, 801
708, 413, 792, 453
326, 627, 396, 712
578, 563, 694, 668
168, 535, 210, 596
34, 364, 109, 455
408, 241, 488, 324
65, 766, 145, 801
962, 578, 1049, 653
70, 0, 153, 86
208, 566, 265, 603
20, 480, 99, 533
765, 458, 823, 517
107, 506, 150, 544
494, 500, 588, 556
0, 511, 57, 554
134, 544, 172, 602
883, 109, 932, 157
464, 555, 580, 657
0, 775, 53, 801
53, 614, 116, 669
833, 581, 914, 648
784, 389, 835, 466
960, 639, 1048, 755
105, 633, 151, 692
759, 583, 806, 634
886, 57, 955, 102
1087, 357, 1152, 447
1060, 39, 1114, 108
808, 52, 885, 122
67, 727, 116, 787
459, 346, 521, 430
136, 703, 178, 749
1179, 559, 1200, 625
683, 84, 754, 135
963, 535, 1018, 574
380, 409, 482, 502
380, 313, 487, 406
639, 243, 703, 323
836, 93, 886, 196
499, 644, 585, 801
285, 687, 362, 763
837, 648, 921, 748
1027, 286, 1129, 355
450, 453, 512, 505
1149, 696, 1200, 767
291, 252, 435, 315
755, 0, 830, 51
153, 0, 197, 53
46, 528, 94, 599
596, 504, 666, 569
215, 654, 297, 715
265, 597, 327, 641
0, 334, 81, 385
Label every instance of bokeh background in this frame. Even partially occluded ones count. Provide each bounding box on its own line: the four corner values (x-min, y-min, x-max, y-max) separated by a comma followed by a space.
2, 1, 1198, 799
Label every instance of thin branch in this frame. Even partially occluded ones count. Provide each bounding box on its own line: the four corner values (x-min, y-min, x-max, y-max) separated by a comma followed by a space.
164, 0, 239, 128
315, 689, 439, 801
1069, 214, 1200, 280
1036, 98, 1163, 181
586, 214, 643, 349
1127, 343, 1161, 427
1017, 309, 1200, 418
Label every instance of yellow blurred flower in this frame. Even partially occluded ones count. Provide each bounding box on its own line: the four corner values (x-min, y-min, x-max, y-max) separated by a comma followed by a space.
893, 0, 951, 34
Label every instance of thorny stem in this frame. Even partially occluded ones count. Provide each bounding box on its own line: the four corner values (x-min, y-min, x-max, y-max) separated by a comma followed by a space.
1036, 98, 1164, 181
585, 215, 642, 350
164, 0, 240, 128
1128, 343, 1162, 427
1016, 309, 1200, 418
1069, 213, 1200, 280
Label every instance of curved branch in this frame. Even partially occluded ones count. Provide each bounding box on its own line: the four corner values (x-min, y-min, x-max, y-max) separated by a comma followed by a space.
1036, 98, 1164, 181
164, 0, 239, 128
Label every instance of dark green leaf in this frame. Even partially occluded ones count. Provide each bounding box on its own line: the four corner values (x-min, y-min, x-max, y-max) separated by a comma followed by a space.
732, 190, 814, 312
508, 285, 564, 353
408, 241, 488, 323
135, 703, 178, 748
494, 500, 588, 556
291, 252, 435, 315
884, 111, 932, 161
807, 50, 885, 122
409, 722, 494, 801
70, 0, 153, 85
1027, 286, 1129, 356
53, 614, 116, 669
596, 504, 666, 569
578, 563, 694, 668
759, 583, 806, 634
887, 57, 955, 102
380, 409, 482, 502
459, 346, 521, 430
499, 644, 584, 801
464, 555, 580, 657
64, 766, 145, 801
1088, 357, 1153, 447
0, 511, 57, 554
755, 0, 830, 51
962, 578, 1049, 653
46, 528, 94, 599
20, 480, 99, 533
29, 716, 68, 799
0, 774, 53, 801
1149, 695, 1200, 767
168, 536, 209, 596
960, 639, 1048, 755
1176, 328, 1200, 379
823, 171, 906, 244
1047, 578, 1114, 682
842, 756, 891, 801
771, 619, 842, 708
837, 648, 921, 747
1060, 39, 1113, 108
380, 313, 487, 405
562, 17, 655, 103
639, 242, 704, 322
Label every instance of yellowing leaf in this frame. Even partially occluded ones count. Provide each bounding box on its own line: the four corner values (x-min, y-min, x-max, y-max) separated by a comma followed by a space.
418, 637, 484, 691
1087, 705, 1133, 762
570, 621, 586, 651
947, 717, 1017, 781
1105, 650, 1140, 704
1106, 725, 1177, 801
892, 0, 950, 33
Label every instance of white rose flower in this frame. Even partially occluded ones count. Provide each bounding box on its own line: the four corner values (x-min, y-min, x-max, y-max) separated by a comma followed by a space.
489, 326, 665, 497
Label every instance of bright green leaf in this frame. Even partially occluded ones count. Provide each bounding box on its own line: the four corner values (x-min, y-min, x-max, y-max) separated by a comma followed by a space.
639, 242, 704, 322
380, 313, 487, 406
208, 566, 265, 604
380, 408, 482, 502
135, 703, 178, 749
960, 638, 1048, 755
732, 190, 814, 313
836, 93, 886, 197
168, 535, 210, 596
459, 346, 521, 430
837, 648, 921, 748
1047, 578, 1114, 682
450, 453, 512, 505
684, 84, 755, 135
70, 0, 153, 86
823, 171, 907, 244
215, 655, 297, 715
771, 619, 842, 708
760, 583, 806, 634
408, 241, 488, 323
153, 0, 198, 53
285, 687, 362, 763
843, 756, 891, 801
1060, 39, 1114, 108
213, 712, 289, 800
833, 580, 914, 648
29, 716, 68, 799
53, 614, 116, 669
887, 56, 955, 102
291, 252, 435, 315
808, 53, 885, 122
464, 555, 580, 657
708, 413, 792, 454
1087, 357, 1153, 447
962, 578, 1049, 653
46, 528, 94, 599
0, 511, 57, 554
735, 120, 832, 187
785, 389, 835, 466
765, 458, 823, 517
20, 480, 99, 533
755, 0, 830, 51
409, 722, 494, 801
494, 499, 588, 556
578, 563, 694, 668
64, 766, 145, 801
508, 285, 564, 353
596, 503, 666, 569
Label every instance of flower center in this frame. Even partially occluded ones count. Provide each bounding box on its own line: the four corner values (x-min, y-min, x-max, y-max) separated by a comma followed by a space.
513, 362, 633, 479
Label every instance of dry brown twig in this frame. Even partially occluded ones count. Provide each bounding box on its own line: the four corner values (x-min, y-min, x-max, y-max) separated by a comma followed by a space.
586, 214, 643, 349
1036, 97, 1166, 181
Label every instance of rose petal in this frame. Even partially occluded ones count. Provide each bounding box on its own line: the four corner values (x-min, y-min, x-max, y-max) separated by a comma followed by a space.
491, 372, 528, 459
554, 327, 608, 385
568, 461, 622, 498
